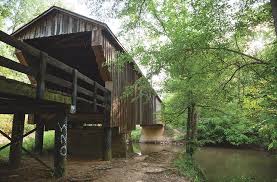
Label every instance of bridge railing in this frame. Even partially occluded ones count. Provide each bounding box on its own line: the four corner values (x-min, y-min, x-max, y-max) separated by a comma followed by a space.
0, 30, 111, 115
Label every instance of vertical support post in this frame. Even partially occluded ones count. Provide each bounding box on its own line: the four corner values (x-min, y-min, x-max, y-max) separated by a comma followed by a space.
71, 69, 78, 114
103, 91, 112, 161
34, 115, 44, 153
93, 83, 97, 112
54, 113, 67, 177
9, 112, 25, 168
103, 127, 112, 160
35, 52, 47, 153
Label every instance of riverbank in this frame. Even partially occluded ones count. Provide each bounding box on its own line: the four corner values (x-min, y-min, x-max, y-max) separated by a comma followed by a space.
0, 147, 189, 181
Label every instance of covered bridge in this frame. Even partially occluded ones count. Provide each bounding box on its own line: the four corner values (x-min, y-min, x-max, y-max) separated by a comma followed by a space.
9, 6, 162, 163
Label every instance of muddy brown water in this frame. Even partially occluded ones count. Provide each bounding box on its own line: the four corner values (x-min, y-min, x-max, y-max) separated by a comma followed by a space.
133, 143, 277, 182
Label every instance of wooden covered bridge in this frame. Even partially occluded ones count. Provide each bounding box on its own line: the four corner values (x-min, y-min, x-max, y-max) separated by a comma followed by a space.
0, 6, 162, 177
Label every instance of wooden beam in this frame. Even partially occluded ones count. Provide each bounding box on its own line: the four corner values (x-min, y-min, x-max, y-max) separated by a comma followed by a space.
35, 52, 47, 154
0, 56, 36, 76
34, 115, 44, 154
103, 90, 112, 160
15, 50, 37, 85
54, 113, 67, 178
103, 127, 112, 161
68, 113, 104, 122
71, 69, 78, 113
91, 44, 111, 81
9, 112, 25, 168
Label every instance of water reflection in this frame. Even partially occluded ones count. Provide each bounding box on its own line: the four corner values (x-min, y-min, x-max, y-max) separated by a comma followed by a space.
133, 143, 182, 155
194, 147, 277, 182
132, 143, 277, 182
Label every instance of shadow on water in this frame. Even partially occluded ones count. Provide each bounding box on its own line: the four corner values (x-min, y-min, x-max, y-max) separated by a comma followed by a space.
132, 143, 277, 182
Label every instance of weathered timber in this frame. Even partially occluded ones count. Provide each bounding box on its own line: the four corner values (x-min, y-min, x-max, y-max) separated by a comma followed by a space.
7, 5, 161, 134
45, 74, 72, 89
54, 113, 68, 177
91, 44, 111, 82
0, 77, 71, 104
0, 56, 36, 76
71, 69, 78, 113
34, 115, 44, 154
68, 113, 104, 123
103, 127, 112, 161
9, 112, 25, 168
93, 84, 97, 112
15, 50, 37, 84
103, 90, 112, 160
35, 52, 47, 153
0, 128, 36, 152
0, 128, 53, 172
0, 30, 106, 101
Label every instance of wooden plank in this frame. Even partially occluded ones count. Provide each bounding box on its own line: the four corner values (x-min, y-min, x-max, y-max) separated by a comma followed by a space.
0, 77, 71, 104
45, 74, 72, 89
36, 52, 47, 99
76, 97, 93, 104
93, 84, 97, 112
0, 102, 69, 114
103, 127, 112, 161
68, 113, 104, 122
71, 69, 77, 113
35, 52, 47, 153
0, 30, 40, 57
9, 112, 25, 168
34, 114, 44, 154
54, 114, 67, 177
0, 56, 36, 76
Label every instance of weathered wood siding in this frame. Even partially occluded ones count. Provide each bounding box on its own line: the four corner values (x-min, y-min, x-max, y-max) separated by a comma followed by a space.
13, 8, 161, 133
15, 10, 102, 40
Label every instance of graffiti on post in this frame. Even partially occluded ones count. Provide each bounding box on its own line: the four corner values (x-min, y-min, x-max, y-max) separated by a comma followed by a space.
58, 118, 67, 157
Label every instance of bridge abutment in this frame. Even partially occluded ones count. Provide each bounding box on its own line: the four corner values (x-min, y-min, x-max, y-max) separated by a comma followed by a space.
139, 124, 164, 143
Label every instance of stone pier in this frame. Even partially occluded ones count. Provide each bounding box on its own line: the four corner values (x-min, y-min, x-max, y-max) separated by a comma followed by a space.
139, 124, 164, 143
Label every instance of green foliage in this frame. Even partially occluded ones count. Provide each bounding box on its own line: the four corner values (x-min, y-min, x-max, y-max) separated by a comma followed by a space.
0, 130, 54, 159
103, 0, 277, 150
131, 126, 141, 142
174, 154, 206, 182
0, 0, 67, 83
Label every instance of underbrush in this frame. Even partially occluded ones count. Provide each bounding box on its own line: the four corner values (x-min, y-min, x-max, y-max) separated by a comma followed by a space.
174, 153, 206, 182
164, 124, 184, 141
131, 126, 141, 142
0, 130, 54, 159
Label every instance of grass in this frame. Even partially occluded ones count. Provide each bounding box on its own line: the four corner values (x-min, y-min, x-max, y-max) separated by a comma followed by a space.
174, 153, 206, 182
0, 130, 55, 159
0, 114, 55, 159
131, 126, 141, 142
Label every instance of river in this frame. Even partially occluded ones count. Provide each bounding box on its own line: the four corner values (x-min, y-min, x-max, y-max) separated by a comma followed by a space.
133, 143, 277, 182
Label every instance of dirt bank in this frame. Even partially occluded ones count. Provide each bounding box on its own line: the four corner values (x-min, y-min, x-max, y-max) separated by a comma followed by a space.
0, 150, 189, 182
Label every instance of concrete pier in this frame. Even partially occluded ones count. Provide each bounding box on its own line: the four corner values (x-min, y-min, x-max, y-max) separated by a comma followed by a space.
139, 124, 164, 143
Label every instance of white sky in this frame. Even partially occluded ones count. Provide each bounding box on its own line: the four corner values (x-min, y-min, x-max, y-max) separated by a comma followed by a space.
65, 0, 121, 34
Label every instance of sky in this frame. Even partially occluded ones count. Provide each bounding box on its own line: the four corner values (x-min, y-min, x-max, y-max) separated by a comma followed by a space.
64, 0, 121, 34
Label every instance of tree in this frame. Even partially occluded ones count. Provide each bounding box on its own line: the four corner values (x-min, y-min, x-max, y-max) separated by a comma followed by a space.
87, 0, 276, 151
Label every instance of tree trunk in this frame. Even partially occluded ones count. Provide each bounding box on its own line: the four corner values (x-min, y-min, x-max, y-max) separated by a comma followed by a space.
271, 0, 277, 36
186, 103, 197, 156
